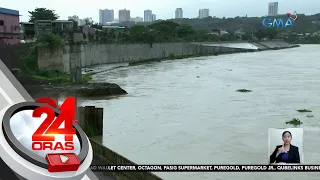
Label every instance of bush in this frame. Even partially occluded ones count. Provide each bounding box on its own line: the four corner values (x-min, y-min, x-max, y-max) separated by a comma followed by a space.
236, 89, 252, 92
36, 32, 64, 48
297, 109, 312, 112
286, 118, 303, 126
22, 45, 38, 71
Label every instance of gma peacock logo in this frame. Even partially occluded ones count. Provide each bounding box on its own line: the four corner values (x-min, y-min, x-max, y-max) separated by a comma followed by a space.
262, 11, 298, 28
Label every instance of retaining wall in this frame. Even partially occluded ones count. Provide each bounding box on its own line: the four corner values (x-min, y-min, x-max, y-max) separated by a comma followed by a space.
37, 42, 253, 73
90, 139, 163, 180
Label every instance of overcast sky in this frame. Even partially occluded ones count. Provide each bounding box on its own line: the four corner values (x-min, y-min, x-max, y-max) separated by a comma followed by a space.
2, 0, 320, 22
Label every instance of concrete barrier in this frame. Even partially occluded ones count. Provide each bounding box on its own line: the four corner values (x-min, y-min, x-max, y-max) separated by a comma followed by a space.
77, 106, 162, 180
90, 139, 163, 180
37, 42, 253, 73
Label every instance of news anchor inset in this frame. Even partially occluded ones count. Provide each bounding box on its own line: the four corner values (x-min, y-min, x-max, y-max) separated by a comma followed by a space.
269, 131, 300, 164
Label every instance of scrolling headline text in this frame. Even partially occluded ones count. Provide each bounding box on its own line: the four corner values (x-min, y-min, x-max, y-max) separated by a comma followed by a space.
90, 165, 320, 172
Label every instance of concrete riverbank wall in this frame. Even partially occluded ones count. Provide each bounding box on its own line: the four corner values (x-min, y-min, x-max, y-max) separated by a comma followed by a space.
195, 40, 292, 50
37, 40, 296, 74
90, 139, 162, 180
37, 42, 255, 73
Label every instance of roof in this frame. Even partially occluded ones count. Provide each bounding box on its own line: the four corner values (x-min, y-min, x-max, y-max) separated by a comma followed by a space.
20, 22, 34, 25
102, 26, 125, 29
0, 7, 19, 16
52, 20, 73, 23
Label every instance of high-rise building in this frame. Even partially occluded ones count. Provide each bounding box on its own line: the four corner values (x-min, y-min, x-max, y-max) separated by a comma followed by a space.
152, 14, 156, 22
199, 9, 209, 19
268, 2, 278, 16
144, 10, 153, 22
119, 9, 130, 23
99, 9, 114, 25
175, 8, 183, 19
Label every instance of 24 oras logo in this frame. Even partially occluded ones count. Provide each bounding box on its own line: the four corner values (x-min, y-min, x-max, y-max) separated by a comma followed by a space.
31, 97, 77, 151
0, 96, 92, 178
262, 11, 298, 28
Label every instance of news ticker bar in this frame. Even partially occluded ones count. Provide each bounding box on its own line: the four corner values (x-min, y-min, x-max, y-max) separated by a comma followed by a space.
90, 165, 320, 172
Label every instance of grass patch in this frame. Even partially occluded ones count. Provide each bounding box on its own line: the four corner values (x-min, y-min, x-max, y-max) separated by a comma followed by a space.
236, 89, 252, 92
32, 71, 93, 84
31, 70, 70, 83
82, 73, 93, 83
297, 109, 312, 113
286, 118, 303, 126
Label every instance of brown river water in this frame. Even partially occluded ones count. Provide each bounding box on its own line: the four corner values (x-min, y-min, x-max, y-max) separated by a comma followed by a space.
80, 45, 320, 180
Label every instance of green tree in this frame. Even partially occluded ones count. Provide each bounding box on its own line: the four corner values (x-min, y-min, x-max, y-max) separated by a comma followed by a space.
84, 18, 94, 25
174, 24, 196, 38
264, 28, 278, 39
241, 33, 253, 40
28, 8, 58, 22
254, 29, 266, 40
129, 25, 148, 42
35, 32, 64, 47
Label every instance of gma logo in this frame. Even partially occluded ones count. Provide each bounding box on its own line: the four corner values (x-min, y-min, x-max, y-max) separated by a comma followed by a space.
262, 18, 294, 28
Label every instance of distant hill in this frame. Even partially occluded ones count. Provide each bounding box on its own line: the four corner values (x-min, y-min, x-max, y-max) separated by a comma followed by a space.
115, 13, 320, 33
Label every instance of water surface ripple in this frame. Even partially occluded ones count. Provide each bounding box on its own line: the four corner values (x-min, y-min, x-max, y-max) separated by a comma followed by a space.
82, 45, 320, 180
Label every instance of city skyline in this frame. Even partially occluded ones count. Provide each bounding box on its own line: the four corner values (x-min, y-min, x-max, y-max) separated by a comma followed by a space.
2, 0, 320, 22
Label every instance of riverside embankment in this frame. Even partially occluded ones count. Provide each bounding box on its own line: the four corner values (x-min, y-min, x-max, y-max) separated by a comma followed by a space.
36, 40, 297, 74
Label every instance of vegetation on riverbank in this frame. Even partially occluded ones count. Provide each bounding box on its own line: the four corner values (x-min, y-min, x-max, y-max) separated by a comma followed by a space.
297, 109, 312, 112
236, 89, 252, 92
286, 118, 303, 126
22, 32, 92, 84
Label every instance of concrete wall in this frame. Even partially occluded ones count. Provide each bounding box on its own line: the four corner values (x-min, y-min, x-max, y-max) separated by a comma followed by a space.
257, 40, 290, 49
37, 42, 253, 73
37, 45, 70, 73
0, 43, 31, 70
90, 139, 163, 180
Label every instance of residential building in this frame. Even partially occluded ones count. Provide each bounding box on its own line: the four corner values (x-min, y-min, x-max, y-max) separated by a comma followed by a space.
102, 26, 127, 33
152, 14, 156, 21
144, 10, 152, 22
20, 20, 74, 40
212, 29, 229, 36
119, 9, 130, 23
268, 2, 278, 16
175, 8, 183, 19
20, 22, 35, 41
0, 7, 20, 45
131, 17, 143, 23
312, 31, 320, 36
199, 9, 209, 19
234, 29, 245, 36
68, 15, 87, 26
99, 9, 114, 25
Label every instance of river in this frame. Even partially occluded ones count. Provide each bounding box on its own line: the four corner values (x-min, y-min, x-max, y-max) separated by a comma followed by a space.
81, 45, 320, 180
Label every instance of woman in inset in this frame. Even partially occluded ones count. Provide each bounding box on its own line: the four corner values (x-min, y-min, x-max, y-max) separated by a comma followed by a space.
269, 131, 300, 164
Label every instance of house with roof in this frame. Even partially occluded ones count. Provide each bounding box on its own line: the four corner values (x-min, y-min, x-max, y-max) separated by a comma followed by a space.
0, 7, 20, 45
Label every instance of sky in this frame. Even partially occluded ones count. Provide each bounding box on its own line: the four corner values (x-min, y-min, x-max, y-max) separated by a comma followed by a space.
2, 0, 320, 22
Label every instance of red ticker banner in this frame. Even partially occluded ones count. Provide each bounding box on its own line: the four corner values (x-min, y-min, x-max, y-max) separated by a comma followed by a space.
90, 165, 320, 172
